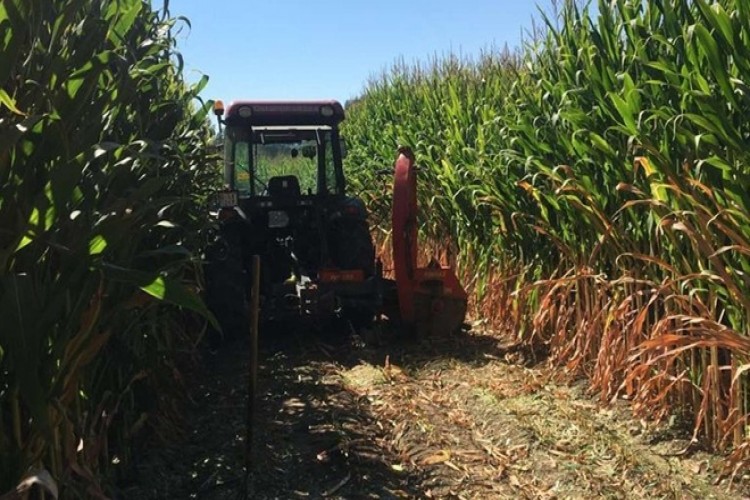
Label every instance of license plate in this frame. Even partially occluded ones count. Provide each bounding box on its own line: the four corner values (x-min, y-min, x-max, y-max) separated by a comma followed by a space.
216, 190, 238, 207
319, 269, 365, 283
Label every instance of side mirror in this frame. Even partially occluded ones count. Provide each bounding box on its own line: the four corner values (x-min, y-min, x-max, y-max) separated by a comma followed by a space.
301, 145, 316, 159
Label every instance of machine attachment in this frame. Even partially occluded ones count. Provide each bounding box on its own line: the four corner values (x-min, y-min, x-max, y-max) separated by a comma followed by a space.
391, 147, 468, 336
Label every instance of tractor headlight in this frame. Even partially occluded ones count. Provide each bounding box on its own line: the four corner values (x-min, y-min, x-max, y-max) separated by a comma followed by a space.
268, 210, 290, 229
238, 105, 253, 118
320, 105, 334, 117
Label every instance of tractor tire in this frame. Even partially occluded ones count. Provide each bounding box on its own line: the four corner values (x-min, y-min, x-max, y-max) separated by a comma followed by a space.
331, 219, 375, 275
341, 306, 375, 330
204, 240, 249, 348
329, 218, 377, 331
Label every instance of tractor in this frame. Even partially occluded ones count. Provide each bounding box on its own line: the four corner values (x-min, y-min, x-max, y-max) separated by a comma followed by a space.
204, 100, 467, 341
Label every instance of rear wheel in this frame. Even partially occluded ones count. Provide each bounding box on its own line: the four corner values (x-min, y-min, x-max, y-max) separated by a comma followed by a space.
329, 218, 377, 330
330, 218, 375, 275
204, 240, 248, 348
341, 307, 375, 330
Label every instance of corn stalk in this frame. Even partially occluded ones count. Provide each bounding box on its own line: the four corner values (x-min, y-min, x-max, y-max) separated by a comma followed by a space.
0, 0, 219, 495
343, 0, 750, 465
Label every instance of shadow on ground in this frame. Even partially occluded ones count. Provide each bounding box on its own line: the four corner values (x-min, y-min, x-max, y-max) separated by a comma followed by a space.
118, 320, 749, 499
118, 319, 511, 499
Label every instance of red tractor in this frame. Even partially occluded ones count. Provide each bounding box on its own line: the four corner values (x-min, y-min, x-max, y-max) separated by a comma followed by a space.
205, 100, 466, 340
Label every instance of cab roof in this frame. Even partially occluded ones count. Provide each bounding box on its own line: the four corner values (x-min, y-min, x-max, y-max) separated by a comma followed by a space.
224, 100, 345, 127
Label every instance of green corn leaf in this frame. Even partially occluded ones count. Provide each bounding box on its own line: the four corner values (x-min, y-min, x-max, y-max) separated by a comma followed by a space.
691, 23, 736, 106
107, 0, 142, 41
0, 88, 22, 115
88, 235, 108, 255
609, 93, 637, 135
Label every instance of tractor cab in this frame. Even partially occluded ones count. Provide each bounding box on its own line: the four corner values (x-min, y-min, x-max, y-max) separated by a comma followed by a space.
206, 100, 467, 342
221, 101, 347, 200
207, 100, 377, 329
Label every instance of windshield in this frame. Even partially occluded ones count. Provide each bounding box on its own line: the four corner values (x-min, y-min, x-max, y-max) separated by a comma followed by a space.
225, 126, 339, 197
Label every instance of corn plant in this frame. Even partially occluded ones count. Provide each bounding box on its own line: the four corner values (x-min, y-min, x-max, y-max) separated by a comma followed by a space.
343, 0, 750, 466
0, 0, 219, 496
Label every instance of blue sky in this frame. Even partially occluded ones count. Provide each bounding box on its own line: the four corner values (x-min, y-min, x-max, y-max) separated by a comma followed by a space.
165, 1, 555, 103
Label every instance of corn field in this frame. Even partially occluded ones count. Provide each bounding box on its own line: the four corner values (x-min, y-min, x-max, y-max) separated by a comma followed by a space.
9, 0, 750, 495
343, 0, 750, 477
0, 0, 218, 496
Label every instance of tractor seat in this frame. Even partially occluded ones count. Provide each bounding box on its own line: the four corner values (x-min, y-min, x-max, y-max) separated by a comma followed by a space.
267, 175, 301, 199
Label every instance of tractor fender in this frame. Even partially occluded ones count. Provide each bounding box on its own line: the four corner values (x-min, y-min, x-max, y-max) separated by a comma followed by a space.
331, 196, 369, 221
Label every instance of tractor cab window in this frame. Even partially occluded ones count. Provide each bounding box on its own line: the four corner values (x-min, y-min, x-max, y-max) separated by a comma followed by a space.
224, 126, 252, 196
234, 141, 251, 196
225, 125, 343, 197
254, 139, 318, 195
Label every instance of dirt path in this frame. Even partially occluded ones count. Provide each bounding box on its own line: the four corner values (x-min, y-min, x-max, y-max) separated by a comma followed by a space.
121, 326, 748, 499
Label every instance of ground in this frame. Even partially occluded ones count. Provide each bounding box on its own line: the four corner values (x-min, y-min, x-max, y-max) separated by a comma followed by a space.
120, 324, 749, 499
